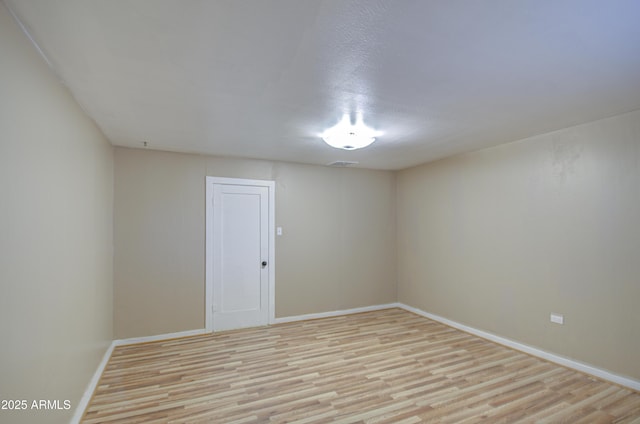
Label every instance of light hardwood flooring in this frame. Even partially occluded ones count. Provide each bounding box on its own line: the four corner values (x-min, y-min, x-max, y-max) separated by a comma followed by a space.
83, 308, 640, 423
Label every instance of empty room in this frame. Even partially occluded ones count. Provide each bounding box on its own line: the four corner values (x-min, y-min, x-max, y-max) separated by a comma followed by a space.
1, 1, 640, 423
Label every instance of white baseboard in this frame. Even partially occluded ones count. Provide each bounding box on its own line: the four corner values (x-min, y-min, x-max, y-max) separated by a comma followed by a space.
273, 303, 400, 324
397, 303, 640, 392
70, 340, 116, 424
114, 328, 208, 346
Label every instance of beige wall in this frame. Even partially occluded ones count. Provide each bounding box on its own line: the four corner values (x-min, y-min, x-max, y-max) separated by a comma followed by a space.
114, 148, 396, 338
397, 110, 640, 380
0, 5, 114, 424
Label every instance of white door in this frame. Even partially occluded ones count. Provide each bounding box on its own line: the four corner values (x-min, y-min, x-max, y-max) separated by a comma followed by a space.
206, 178, 273, 331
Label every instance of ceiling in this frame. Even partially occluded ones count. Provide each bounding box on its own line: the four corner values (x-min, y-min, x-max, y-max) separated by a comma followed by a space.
6, 0, 640, 170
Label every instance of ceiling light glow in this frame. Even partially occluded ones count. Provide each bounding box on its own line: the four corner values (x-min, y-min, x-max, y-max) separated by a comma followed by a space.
321, 114, 379, 150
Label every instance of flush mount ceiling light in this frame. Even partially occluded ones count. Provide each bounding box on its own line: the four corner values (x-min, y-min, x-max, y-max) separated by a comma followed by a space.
321, 114, 379, 150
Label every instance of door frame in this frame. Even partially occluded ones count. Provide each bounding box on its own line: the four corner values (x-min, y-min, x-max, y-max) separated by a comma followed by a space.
205, 176, 275, 332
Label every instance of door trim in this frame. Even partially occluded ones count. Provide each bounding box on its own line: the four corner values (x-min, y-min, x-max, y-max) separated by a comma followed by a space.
205, 176, 275, 332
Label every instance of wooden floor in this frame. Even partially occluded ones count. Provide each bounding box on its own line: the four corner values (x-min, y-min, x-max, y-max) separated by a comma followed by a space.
83, 309, 640, 423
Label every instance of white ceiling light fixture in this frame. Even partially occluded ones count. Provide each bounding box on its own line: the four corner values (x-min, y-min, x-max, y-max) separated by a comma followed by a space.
321, 114, 379, 150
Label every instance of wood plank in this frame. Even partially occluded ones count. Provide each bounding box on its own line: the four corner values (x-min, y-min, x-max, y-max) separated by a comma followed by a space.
83, 308, 640, 423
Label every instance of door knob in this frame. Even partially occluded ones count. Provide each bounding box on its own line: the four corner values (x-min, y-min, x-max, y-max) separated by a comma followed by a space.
261, 261, 267, 267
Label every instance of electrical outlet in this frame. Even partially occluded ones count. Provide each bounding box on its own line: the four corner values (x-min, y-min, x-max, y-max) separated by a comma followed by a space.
550, 313, 564, 325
